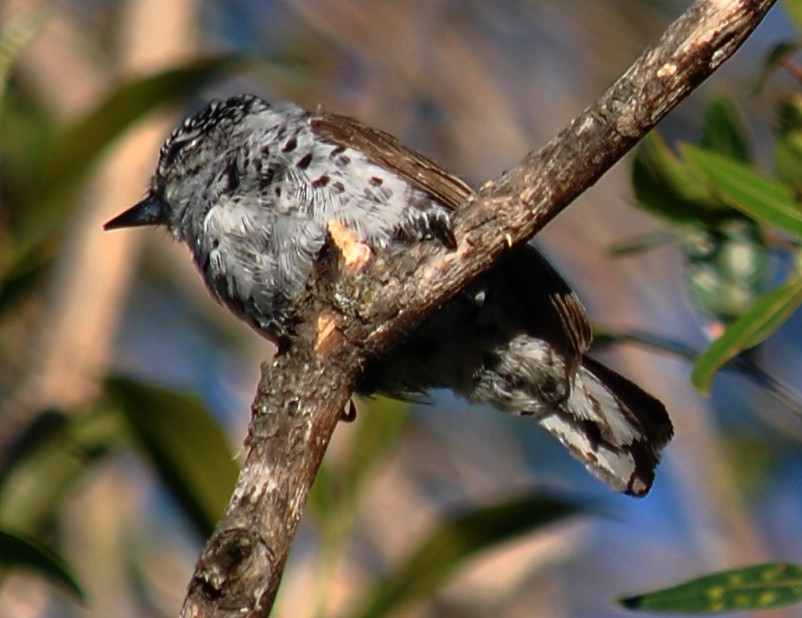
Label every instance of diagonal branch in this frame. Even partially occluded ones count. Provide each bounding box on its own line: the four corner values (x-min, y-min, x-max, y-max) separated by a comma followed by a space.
179, 1, 777, 616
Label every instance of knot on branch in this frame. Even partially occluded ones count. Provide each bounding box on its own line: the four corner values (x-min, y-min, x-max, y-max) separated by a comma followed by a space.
194, 527, 273, 610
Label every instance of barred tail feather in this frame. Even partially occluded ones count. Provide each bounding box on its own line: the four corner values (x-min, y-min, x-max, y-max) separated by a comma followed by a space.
539, 356, 672, 497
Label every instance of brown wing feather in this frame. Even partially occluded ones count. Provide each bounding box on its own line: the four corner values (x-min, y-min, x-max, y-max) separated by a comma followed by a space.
312, 112, 472, 210
525, 249, 594, 356
495, 246, 593, 365
312, 110, 592, 361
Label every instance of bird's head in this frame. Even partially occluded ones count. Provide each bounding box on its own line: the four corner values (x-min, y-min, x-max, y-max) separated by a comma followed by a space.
104, 94, 271, 241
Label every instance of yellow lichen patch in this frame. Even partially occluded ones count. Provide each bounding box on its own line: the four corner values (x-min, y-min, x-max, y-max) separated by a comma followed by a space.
328, 219, 372, 271
708, 587, 725, 601
761, 564, 785, 580
734, 594, 750, 606
314, 314, 340, 353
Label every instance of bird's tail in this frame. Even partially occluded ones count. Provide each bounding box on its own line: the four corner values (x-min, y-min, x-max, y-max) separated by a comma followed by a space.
538, 356, 673, 496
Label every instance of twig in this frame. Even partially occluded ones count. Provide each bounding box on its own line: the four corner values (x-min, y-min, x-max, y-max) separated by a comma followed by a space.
178, 2, 777, 616
596, 328, 802, 417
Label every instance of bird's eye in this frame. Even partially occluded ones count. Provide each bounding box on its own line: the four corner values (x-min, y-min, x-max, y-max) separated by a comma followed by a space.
159, 134, 202, 175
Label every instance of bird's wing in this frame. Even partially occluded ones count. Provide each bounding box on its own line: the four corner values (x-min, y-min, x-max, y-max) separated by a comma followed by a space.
503, 246, 594, 359
311, 112, 472, 210
313, 110, 592, 361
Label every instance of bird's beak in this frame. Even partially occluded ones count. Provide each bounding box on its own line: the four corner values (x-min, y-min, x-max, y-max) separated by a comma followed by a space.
104, 194, 168, 230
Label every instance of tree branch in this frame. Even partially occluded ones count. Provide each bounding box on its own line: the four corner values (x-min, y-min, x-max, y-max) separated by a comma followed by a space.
179, 1, 776, 616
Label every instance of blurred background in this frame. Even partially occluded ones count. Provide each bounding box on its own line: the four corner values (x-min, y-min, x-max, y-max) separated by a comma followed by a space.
2, 1, 802, 617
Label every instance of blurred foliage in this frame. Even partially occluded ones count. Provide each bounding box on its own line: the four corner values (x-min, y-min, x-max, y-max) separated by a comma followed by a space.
2, 1, 802, 617
307, 400, 589, 617
0, 8, 596, 610
620, 563, 802, 614
306, 398, 411, 615
351, 493, 583, 618
0, 407, 123, 535
104, 377, 239, 538
626, 95, 802, 393
0, 378, 238, 598
0, 54, 250, 318
43, 56, 250, 203
609, 1, 802, 611
0, 3, 44, 117
629, 99, 772, 326
0, 528, 85, 603
0, 7, 256, 605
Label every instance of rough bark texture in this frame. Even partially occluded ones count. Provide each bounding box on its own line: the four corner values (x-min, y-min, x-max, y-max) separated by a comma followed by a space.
179, 1, 777, 616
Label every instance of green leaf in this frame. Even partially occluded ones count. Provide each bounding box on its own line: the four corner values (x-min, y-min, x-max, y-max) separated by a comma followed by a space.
775, 132, 802, 188
0, 409, 125, 534
774, 95, 802, 186
351, 493, 583, 618
42, 54, 251, 202
631, 133, 726, 225
692, 276, 802, 393
755, 41, 800, 93
593, 329, 699, 361
607, 232, 671, 257
620, 563, 802, 613
595, 328, 802, 416
0, 5, 46, 117
684, 145, 802, 239
701, 96, 750, 163
307, 398, 409, 522
0, 528, 85, 602
105, 377, 239, 538
306, 399, 411, 617
341, 398, 410, 502
783, 0, 802, 36
0, 241, 53, 319
1, 55, 253, 308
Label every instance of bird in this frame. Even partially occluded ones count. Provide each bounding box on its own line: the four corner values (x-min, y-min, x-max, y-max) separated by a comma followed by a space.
105, 94, 673, 496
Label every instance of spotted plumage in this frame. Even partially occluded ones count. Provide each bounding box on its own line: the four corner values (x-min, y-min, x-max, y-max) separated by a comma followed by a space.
105, 94, 672, 496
